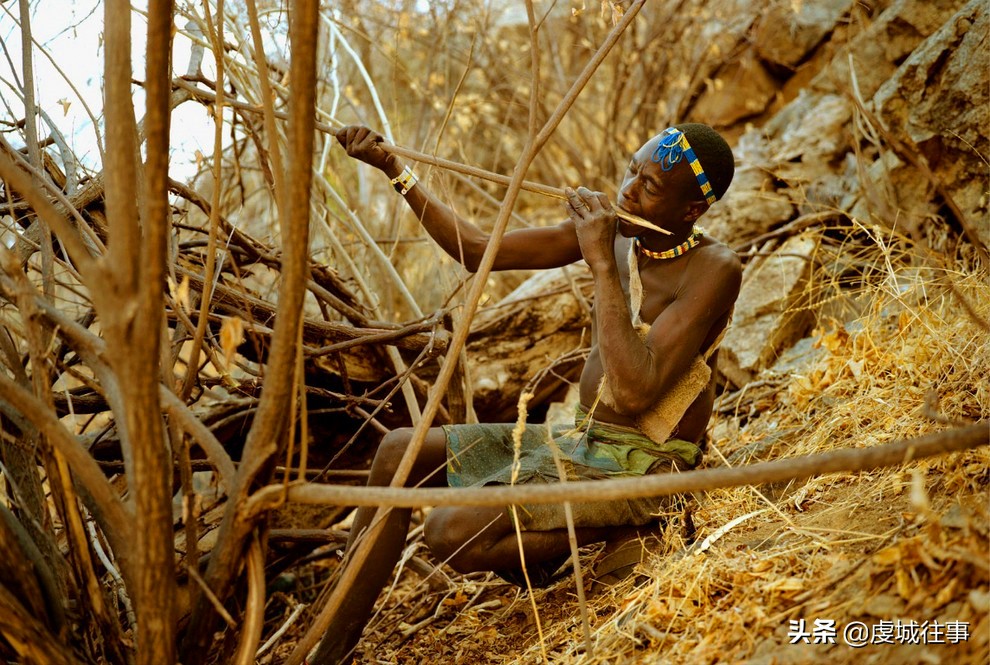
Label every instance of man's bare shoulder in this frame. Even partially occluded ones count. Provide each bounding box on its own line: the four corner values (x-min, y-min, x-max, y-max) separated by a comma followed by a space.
659, 238, 742, 314
692, 238, 742, 284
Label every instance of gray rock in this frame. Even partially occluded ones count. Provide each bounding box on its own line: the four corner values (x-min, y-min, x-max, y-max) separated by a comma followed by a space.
704, 130, 796, 242
871, 0, 990, 245
691, 51, 779, 127
798, 152, 860, 216
719, 235, 818, 387
847, 150, 938, 229
810, 0, 970, 99
768, 335, 825, 377
754, 0, 856, 68
764, 92, 853, 165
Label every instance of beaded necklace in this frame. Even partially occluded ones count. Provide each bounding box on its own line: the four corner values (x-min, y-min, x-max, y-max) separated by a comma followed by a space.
636, 226, 704, 260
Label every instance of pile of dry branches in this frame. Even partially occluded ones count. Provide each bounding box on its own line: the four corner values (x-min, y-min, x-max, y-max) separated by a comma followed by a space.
0, 1, 665, 662
0, 0, 465, 662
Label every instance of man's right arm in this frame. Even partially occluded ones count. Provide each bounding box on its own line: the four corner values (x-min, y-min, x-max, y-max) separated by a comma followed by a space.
336, 126, 581, 272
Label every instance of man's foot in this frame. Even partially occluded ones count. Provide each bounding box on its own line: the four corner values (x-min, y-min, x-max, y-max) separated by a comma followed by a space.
493, 553, 571, 589
591, 527, 661, 588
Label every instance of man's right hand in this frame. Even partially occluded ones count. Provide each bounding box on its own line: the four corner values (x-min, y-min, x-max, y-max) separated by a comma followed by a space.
335, 125, 396, 172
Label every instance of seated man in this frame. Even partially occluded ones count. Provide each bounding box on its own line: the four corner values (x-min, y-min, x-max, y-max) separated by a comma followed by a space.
316, 123, 740, 663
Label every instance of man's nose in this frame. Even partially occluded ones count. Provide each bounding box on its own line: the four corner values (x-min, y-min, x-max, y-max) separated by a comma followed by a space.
619, 176, 640, 202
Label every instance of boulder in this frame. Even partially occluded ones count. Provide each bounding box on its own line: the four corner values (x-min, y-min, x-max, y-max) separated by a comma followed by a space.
759, 92, 857, 209
691, 51, 779, 127
847, 150, 938, 230
811, 0, 971, 98
754, 0, 856, 69
719, 235, 819, 387
763, 92, 853, 166
706, 0, 975, 241
703, 130, 796, 243
797, 152, 860, 216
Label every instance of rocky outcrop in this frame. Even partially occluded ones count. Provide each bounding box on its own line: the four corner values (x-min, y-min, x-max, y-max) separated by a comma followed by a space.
703, 0, 975, 247
871, 0, 989, 246
718, 235, 819, 387
754, 0, 857, 69
702, 0, 985, 382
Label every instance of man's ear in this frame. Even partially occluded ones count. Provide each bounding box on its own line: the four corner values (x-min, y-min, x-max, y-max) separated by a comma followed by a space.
684, 201, 707, 222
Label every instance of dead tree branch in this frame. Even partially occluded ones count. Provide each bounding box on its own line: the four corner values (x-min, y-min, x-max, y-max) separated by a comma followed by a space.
249, 422, 988, 510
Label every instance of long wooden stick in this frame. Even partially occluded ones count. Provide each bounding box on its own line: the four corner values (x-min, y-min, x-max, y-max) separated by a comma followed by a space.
245, 422, 988, 511
171, 77, 672, 235
380, 143, 672, 235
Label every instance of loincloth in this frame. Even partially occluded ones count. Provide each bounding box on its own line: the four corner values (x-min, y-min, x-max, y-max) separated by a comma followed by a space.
443, 407, 702, 531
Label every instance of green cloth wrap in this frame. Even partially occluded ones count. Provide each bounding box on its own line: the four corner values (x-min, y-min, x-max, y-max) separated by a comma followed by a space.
443, 407, 702, 531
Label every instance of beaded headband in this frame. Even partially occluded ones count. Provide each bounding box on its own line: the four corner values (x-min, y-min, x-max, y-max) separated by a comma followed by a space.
651, 127, 718, 206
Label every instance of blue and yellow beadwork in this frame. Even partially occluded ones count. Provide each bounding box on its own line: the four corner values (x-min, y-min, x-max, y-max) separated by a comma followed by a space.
651, 127, 718, 206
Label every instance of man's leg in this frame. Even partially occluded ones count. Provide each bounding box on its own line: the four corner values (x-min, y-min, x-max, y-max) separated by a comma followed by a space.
311, 427, 448, 665
424, 505, 621, 577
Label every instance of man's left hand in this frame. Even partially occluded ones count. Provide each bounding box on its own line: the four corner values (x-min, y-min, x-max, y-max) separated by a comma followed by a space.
566, 186, 617, 270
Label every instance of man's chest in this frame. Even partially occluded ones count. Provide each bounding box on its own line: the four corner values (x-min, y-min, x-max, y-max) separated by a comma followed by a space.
613, 237, 688, 323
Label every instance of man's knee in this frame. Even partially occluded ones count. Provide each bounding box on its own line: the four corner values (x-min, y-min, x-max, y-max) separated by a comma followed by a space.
424, 507, 507, 573
370, 428, 414, 479
424, 508, 463, 569
371, 427, 447, 486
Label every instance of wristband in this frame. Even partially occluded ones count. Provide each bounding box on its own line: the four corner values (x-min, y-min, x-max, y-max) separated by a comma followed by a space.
390, 165, 418, 196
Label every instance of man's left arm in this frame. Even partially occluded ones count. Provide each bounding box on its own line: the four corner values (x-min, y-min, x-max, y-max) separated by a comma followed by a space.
595, 248, 740, 416
565, 186, 741, 416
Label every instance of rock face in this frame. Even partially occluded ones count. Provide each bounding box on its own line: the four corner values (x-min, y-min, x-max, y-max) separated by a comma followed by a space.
697, 0, 984, 382
754, 0, 856, 69
705, 0, 976, 244
719, 236, 819, 387
691, 51, 779, 127
871, 0, 989, 246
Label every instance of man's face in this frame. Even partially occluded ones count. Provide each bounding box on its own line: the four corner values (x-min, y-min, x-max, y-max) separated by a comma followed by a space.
615, 134, 704, 237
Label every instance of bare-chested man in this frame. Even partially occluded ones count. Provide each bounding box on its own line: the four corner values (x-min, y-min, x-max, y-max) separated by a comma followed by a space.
314, 123, 740, 663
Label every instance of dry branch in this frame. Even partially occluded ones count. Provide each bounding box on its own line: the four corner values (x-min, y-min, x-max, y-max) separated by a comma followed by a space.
180, 0, 323, 659
232, 533, 266, 665
0, 150, 96, 276
174, 266, 446, 354
248, 422, 988, 509
0, 585, 80, 665
0, 502, 60, 633
0, 370, 135, 642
